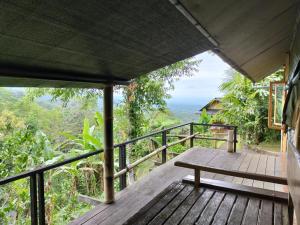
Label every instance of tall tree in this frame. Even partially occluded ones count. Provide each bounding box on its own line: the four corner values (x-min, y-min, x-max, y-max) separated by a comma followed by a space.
124, 59, 199, 139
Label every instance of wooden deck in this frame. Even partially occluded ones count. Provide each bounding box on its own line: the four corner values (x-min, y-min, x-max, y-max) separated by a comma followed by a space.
70, 147, 288, 225
125, 182, 289, 225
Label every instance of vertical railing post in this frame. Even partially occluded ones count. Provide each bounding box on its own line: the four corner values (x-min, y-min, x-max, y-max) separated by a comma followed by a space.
233, 126, 237, 152
162, 130, 167, 163
30, 174, 38, 225
227, 129, 234, 153
37, 172, 45, 225
190, 122, 194, 148
119, 144, 127, 190
103, 85, 114, 204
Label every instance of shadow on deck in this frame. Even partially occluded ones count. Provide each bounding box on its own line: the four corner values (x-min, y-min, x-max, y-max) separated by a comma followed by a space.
70, 147, 288, 225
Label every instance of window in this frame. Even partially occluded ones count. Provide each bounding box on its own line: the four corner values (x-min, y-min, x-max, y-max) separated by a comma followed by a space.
268, 81, 286, 130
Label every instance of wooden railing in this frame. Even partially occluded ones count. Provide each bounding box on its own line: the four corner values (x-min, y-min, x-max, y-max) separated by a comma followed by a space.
114, 122, 237, 190
114, 132, 199, 179
0, 122, 237, 225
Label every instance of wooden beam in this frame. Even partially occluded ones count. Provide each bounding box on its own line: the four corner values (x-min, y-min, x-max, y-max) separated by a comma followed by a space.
182, 176, 288, 203
174, 161, 287, 185
0, 64, 130, 87
103, 85, 114, 204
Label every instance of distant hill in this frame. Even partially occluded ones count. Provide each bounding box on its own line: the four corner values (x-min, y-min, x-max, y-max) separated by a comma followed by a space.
167, 102, 201, 123
4, 87, 215, 124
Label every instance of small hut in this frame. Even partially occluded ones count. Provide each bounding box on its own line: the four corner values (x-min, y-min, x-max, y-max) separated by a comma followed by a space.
198, 98, 222, 115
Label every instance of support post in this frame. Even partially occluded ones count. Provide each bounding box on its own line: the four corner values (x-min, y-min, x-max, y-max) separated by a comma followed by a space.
103, 85, 114, 203
227, 129, 234, 153
162, 130, 167, 163
233, 127, 237, 152
119, 144, 127, 190
30, 175, 38, 225
37, 172, 45, 225
194, 169, 200, 188
190, 123, 194, 148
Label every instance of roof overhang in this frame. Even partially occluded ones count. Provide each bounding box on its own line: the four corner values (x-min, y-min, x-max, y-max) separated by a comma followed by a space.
0, 0, 299, 87
178, 0, 300, 82
0, 0, 213, 87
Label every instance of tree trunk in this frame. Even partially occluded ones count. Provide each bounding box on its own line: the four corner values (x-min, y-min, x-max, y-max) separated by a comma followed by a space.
125, 86, 144, 185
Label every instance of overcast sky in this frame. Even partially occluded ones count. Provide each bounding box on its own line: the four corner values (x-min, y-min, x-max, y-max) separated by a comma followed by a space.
8, 51, 232, 108
167, 51, 231, 106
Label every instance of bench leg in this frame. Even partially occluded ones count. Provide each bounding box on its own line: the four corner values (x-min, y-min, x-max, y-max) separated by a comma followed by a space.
194, 169, 200, 188
288, 193, 294, 225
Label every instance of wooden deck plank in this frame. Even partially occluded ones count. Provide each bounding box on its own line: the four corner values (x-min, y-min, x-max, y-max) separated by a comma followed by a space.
274, 203, 283, 225
233, 153, 253, 184
127, 182, 185, 225
212, 152, 241, 181
179, 189, 215, 225
208, 151, 228, 180
201, 151, 220, 179
253, 154, 267, 189
264, 156, 275, 191
275, 154, 288, 192
223, 152, 247, 182
195, 192, 225, 225
211, 193, 236, 225
275, 156, 283, 192
242, 198, 260, 225
148, 185, 194, 225
227, 196, 248, 225
243, 153, 260, 187
257, 200, 273, 225
164, 188, 204, 225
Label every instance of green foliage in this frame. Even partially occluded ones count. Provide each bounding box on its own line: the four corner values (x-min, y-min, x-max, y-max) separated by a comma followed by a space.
168, 144, 187, 154
0, 102, 106, 224
195, 109, 212, 133
0, 120, 55, 224
25, 59, 200, 141
214, 70, 282, 144
145, 110, 180, 131
124, 59, 200, 139
26, 88, 99, 108
0, 58, 200, 224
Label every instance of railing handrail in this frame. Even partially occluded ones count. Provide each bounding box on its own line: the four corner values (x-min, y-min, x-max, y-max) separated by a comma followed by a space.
0, 122, 237, 185
0, 121, 238, 225
0, 149, 104, 185
0, 122, 192, 185
114, 132, 199, 179
114, 122, 191, 147
193, 122, 237, 128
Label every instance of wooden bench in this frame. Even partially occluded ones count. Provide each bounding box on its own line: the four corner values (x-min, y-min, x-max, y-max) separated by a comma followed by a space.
174, 153, 298, 225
